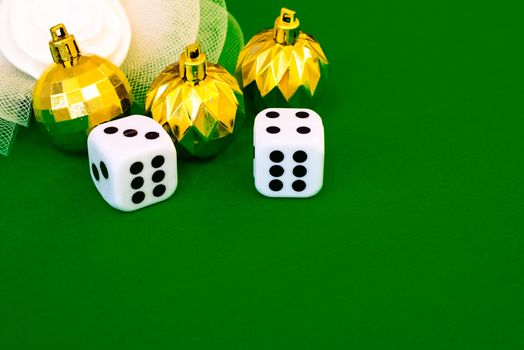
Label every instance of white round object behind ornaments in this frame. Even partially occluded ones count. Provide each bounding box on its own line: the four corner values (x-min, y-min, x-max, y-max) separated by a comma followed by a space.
0, 0, 131, 79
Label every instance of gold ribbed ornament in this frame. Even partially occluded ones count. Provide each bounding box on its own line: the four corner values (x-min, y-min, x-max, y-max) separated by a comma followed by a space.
33, 24, 132, 151
145, 43, 245, 158
236, 8, 329, 109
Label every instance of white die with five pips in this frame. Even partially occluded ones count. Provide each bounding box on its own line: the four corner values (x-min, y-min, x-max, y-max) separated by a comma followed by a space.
87, 115, 178, 211
254, 108, 324, 198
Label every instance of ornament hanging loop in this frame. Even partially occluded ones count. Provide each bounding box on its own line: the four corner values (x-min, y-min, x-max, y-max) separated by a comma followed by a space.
49, 24, 80, 67
179, 43, 207, 83
274, 8, 300, 45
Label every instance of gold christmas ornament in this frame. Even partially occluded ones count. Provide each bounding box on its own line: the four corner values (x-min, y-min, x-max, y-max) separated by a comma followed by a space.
33, 24, 132, 151
146, 43, 245, 158
236, 8, 329, 110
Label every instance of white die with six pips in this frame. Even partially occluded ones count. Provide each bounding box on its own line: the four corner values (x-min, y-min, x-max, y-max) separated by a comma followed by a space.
87, 115, 177, 211
254, 108, 324, 198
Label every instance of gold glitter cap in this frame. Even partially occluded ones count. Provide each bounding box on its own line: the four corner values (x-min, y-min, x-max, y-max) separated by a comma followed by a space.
273, 8, 300, 45
48, 24, 80, 67
179, 43, 207, 83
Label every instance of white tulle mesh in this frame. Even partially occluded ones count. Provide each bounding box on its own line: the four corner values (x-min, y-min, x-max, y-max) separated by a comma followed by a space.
121, 0, 230, 106
0, 51, 34, 126
0, 118, 18, 156
120, 0, 201, 107
0, 0, 243, 156
197, 0, 228, 63
219, 12, 244, 74
0, 50, 33, 155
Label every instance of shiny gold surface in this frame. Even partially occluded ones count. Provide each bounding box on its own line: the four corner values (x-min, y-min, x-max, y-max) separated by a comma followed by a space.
180, 43, 207, 83
146, 43, 244, 157
49, 23, 80, 67
236, 8, 329, 108
274, 8, 300, 45
33, 24, 132, 151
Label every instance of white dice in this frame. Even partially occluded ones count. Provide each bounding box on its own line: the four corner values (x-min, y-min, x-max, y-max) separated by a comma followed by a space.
254, 108, 324, 198
87, 115, 178, 211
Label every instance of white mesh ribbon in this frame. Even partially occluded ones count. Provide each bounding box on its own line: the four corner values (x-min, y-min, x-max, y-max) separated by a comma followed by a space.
219, 12, 244, 74
0, 0, 244, 156
0, 118, 19, 155
120, 0, 201, 106
0, 50, 33, 154
198, 0, 228, 63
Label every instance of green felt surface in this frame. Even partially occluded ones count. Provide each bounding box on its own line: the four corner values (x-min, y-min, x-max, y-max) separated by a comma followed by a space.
1, 0, 524, 348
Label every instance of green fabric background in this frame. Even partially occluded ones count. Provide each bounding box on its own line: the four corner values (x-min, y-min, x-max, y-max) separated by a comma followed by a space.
1, 0, 523, 348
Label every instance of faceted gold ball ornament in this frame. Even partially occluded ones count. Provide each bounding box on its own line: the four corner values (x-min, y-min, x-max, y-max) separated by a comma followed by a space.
146, 43, 245, 158
236, 8, 329, 110
33, 24, 132, 151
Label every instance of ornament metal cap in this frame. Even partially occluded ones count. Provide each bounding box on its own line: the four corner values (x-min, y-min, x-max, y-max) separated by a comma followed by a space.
179, 43, 207, 83
274, 8, 300, 45
49, 24, 80, 67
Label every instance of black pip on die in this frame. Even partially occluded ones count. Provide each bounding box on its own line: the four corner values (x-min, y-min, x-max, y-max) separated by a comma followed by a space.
88, 115, 177, 211
254, 108, 324, 198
